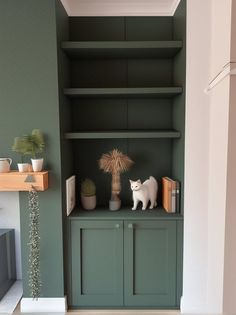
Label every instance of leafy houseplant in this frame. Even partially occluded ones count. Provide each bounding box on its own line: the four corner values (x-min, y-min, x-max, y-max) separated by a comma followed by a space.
12, 137, 31, 172
12, 129, 45, 172
23, 129, 45, 172
99, 149, 133, 211
81, 178, 96, 210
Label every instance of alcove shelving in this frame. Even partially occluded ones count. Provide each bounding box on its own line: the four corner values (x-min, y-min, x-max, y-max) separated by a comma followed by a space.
61, 13, 186, 309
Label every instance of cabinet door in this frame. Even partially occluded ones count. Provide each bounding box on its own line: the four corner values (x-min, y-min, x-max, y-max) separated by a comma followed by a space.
69, 220, 123, 307
124, 220, 177, 307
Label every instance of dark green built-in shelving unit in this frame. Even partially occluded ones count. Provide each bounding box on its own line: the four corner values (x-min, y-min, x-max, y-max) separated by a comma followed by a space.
65, 130, 180, 139
61, 40, 182, 58
63, 9, 186, 310
64, 87, 182, 98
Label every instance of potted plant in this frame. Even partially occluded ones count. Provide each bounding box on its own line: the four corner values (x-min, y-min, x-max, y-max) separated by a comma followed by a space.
81, 178, 96, 210
12, 137, 31, 172
23, 129, 45, 172
99, 149, 133, 211
12, 129, 45, 172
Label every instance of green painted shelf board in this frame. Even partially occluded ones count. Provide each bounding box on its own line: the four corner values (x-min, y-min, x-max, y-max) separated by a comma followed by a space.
64, 87, 183, 98
68, 206, 183, 220
65, 130, 181, 139
61, 41, 183, 58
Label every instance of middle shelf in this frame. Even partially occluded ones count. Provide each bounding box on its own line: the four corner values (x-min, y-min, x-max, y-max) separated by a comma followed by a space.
64, 87, 182, 99
65, 130, 181, 139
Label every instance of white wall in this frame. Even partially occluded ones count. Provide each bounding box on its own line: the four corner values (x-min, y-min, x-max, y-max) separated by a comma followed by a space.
222, 5, 236, 313
222, 75, 236, 315
182, 0, 211, 312
207, 0, 232, 312
183, 0, 236, 313
0, 192, 22, 279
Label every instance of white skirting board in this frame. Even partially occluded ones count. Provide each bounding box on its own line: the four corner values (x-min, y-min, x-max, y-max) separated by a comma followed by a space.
20, 297, 67, 313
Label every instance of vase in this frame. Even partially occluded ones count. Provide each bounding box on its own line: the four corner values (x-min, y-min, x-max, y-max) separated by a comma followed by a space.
109, 199, 121, 211
31, 158, 44, 172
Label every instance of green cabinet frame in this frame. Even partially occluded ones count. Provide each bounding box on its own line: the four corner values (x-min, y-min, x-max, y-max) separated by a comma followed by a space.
68, 219, 181, 308
69, 220, 124, 307
124, 220, 177, 306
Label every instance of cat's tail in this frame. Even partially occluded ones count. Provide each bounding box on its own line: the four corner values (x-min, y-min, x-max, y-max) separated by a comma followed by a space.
149, 176, 158, 189
149, 176, 156, 182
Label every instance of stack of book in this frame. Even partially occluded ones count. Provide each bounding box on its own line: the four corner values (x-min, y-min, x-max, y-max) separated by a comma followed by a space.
162, 177, 180, 213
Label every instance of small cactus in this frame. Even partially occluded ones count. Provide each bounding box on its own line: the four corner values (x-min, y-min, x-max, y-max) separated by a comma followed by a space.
81, 179, 96, 197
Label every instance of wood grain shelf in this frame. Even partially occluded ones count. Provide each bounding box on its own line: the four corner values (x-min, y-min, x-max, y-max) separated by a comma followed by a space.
0, 171, 48, 191
61, 41, 183, 58
64, 87, 182, 99
65, 130, 181, 139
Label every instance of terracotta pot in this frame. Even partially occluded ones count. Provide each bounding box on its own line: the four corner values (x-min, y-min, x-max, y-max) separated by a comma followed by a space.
81, 195, 96, 210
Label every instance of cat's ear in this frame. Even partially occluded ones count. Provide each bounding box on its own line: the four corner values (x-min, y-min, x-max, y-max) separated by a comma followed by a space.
129, 179, 133, 184
137, 179, 141, 183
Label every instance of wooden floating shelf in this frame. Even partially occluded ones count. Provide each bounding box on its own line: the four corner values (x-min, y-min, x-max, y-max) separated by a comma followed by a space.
61, 41, 183, 58
0, 171, 48, 191
65, 130, 181, 139
64, 87, 182, 99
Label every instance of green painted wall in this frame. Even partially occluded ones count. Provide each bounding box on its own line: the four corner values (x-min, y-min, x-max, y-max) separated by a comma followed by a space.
0, 0, 65, 297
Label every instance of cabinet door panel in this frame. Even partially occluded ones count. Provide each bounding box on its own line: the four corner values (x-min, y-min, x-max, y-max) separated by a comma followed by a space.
69, 220, 123, 307
124, 220, 177, 306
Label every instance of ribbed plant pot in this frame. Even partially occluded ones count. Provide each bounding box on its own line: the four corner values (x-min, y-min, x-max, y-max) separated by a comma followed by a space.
109, 199, 121, 211
31, 158, 43, 172
81, 195, 96, 210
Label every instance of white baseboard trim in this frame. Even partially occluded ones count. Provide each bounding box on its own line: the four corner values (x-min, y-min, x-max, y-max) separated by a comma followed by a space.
20, 297, 67, 313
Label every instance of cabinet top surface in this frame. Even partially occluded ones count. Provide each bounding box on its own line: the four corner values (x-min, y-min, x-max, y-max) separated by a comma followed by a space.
68, 206, 183, 220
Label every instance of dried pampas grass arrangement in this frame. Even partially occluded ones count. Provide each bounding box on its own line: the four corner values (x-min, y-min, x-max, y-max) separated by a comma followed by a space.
99, 149, 133, 202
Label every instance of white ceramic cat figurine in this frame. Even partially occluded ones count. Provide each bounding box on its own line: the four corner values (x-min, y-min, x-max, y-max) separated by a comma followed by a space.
129, 176, 158, 210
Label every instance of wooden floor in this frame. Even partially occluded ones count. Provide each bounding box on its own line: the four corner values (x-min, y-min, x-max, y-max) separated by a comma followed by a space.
13, 304, 181, 315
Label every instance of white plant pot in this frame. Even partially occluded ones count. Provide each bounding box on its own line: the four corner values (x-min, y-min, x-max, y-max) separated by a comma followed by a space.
17, 163, 30, 172
109, 199, 121, 211
81, 195, 96, 210
31, 158, 44, 172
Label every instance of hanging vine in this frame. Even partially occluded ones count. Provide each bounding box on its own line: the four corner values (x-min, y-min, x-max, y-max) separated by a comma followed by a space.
28, 189, 41, 299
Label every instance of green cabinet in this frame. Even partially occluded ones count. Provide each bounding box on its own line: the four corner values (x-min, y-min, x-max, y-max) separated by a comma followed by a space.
124, 221, 176, 306
68, 218, 182, 308
69, 220, 124, 307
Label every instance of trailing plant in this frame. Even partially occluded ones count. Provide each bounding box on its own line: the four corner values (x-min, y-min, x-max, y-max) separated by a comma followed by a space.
81, 178, 96, 197
28, 189, 41, 299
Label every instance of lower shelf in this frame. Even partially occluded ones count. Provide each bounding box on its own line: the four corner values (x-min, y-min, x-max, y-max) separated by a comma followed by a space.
68, 206, 183, 220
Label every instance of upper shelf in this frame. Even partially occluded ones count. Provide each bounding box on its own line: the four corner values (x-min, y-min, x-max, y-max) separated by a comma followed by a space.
64, 87, 182, 99
61, 41, 183, 59
65, 130, 180, 139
